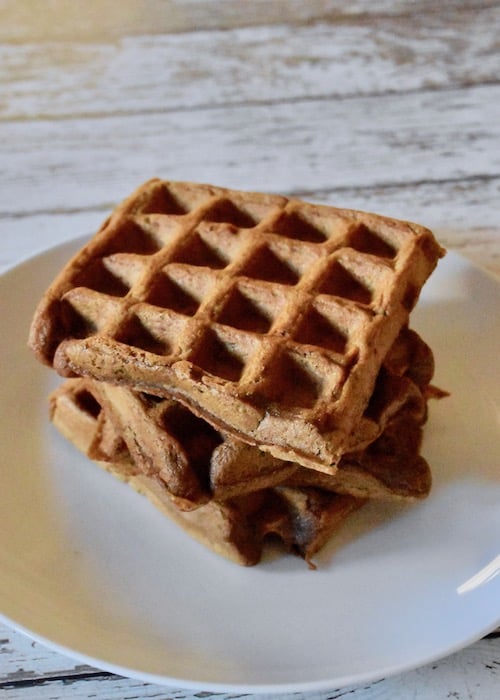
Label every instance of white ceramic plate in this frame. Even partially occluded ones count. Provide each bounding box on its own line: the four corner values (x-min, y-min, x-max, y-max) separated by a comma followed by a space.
0, 238, 499, 694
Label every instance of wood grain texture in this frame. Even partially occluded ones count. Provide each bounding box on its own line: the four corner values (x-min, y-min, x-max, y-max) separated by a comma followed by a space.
1, 2, 498, 277
0, 2, 499, 698
1, 625, 499, 699
1, 83, 499, 275
2, 85, 499, 208
0, 2, 500, 270
1, 0, 498, 41
2, 6, 499, 120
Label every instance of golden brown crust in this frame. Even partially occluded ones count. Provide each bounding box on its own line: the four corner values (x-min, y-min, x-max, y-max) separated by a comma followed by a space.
49, 378, 366, 565
32, 179, 446, 566
29, 178, 444, 471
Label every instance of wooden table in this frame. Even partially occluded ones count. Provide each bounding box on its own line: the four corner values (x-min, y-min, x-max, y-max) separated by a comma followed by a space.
1, 2, 499, 698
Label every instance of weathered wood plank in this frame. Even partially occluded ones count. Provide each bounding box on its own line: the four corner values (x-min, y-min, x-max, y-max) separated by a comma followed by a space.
0, 0, 497, 42
1, 84, 498, 219
1, 624, 499, 699
1, 6, 499, 121
0, 626, 96, 682
0, 4, 498, 698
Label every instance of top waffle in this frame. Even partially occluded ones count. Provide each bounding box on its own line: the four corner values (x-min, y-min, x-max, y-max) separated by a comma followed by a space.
29, 178, 444, 471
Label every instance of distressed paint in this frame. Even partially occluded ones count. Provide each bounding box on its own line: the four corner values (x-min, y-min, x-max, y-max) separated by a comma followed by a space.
1, 626, 499, 699
1, 85, 499, 215
1, 6, 500, 120
0, 1, 499, 697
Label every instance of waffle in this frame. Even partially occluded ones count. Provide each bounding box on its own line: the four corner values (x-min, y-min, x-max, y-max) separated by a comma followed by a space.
29, 179, 444, 471
79, 326, 432, 507
49, 321, 432, 525
284, 413, 430, 499
50, 377, 364, 566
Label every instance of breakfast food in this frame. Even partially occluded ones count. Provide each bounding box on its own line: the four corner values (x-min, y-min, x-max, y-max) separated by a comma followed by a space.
49, 377, 366, 566
68, 326, 434, 509
29, 178, 445, 565
29, 179, 444, 471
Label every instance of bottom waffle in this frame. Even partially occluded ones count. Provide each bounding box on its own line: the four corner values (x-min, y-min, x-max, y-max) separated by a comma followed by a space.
50, 368, 432, 514
50, 377, 365, 566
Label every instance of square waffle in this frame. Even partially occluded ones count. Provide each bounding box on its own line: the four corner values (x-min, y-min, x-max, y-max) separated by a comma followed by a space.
50, 377, 365, 566
29, 178, 444, 471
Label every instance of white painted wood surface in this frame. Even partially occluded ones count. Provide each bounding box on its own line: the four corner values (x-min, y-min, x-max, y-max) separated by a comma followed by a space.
1, 1, 499, 698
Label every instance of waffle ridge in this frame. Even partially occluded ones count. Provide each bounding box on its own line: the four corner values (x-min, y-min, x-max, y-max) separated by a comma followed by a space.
30, 178, 444, 470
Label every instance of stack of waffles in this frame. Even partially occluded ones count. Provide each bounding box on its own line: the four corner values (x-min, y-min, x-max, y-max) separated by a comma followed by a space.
29, 179, 445, 566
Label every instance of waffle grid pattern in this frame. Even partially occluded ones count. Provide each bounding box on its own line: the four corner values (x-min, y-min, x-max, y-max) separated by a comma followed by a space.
30, 179, 444, 470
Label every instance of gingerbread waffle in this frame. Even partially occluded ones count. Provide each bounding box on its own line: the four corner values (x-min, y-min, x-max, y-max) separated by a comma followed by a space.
49, 321, 433, 517
96, 378, 431, 503
50, 377, 364, 566
83, 326, 432, 506
29, 179, 444, 471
